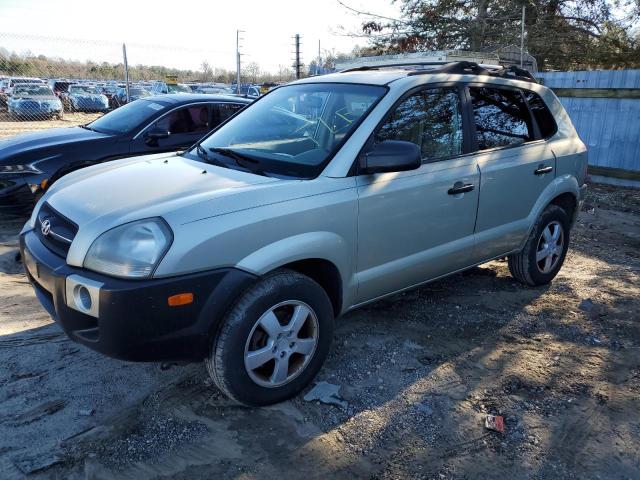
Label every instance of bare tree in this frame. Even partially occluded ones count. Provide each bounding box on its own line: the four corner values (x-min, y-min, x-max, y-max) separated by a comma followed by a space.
242, 61, 261, 83
200, 61, 213, 81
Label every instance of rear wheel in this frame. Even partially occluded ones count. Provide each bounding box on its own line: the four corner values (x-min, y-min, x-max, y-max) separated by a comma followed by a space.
508, 204, 570, 286
206, 270, 334, 406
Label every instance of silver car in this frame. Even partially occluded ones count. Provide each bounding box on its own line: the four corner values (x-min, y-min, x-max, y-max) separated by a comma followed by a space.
20, 62, 588, 405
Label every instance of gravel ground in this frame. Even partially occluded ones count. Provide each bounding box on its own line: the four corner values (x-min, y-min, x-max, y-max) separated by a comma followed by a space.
0, 183, 638, 479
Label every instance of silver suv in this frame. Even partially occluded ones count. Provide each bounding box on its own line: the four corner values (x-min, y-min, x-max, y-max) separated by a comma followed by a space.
20, 62, 587, 406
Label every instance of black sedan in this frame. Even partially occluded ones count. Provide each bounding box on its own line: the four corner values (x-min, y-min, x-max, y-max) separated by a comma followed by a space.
0, 94, 250, 213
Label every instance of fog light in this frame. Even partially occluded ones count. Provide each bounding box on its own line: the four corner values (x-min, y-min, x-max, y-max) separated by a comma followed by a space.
65, 274, 103, 318
74, 285, 92, 312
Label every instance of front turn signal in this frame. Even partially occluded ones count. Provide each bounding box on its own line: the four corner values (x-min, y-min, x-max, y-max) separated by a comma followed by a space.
168, 292, 194, 307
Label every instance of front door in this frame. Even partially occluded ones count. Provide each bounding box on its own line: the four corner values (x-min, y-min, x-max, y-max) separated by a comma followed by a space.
355, 86, 480, 303
131, 104, 212, 154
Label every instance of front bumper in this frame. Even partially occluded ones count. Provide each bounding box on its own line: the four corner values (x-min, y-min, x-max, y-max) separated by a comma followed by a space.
0, 176, 41, 214
20, 229, 257, 362
11, 108, 62, 118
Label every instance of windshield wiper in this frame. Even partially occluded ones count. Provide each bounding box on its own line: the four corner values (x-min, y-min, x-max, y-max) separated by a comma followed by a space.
195, 144, 226, 168
209, 147, 268, 176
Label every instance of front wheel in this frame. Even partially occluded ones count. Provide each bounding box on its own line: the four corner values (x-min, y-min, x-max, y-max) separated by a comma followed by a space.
206, 270, 334, 406
508, 204, 570, 286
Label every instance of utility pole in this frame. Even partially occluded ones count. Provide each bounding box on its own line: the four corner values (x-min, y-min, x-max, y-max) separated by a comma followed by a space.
520, 4, 525, 68
294, 34, 301, 79
122, 43, 130, 103
317, 39, 321, 75
236, 30, 244, 94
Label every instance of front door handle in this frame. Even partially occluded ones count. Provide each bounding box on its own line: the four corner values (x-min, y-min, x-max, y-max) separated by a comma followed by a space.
534, 165, 553, 175
448, 182, 475, 195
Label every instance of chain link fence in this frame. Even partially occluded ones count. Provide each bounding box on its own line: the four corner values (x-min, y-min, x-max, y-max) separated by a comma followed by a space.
0, 33, 296, 138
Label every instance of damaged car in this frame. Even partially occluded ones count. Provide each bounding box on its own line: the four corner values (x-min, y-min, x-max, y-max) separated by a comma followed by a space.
7, 84, 64, 120
65, 85, 110, 112
20, 62, 587, 406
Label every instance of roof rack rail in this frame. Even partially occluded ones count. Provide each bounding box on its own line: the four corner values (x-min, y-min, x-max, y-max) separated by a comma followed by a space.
407, 61, 538, 83
339, 61, 450, 73
339, 60, 538, 84
494, 65, 538, 82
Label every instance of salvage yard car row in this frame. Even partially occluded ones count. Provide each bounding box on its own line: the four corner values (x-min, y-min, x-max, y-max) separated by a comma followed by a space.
0, 75, 267, 120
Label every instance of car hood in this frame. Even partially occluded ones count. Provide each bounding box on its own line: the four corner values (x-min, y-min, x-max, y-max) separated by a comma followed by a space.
40, 152, 302, 263
0, 126, 109, 164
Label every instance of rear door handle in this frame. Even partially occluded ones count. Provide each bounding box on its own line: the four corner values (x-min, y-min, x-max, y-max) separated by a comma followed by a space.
448, 182, 475, 195
534, 165, 553, 175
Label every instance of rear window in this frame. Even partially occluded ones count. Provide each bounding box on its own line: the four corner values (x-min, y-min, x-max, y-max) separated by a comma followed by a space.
523, 90, 557, 139
469, 87, 534, 150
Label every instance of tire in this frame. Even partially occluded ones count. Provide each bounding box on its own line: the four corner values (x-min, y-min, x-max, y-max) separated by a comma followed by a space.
508, 204, 570, 286
206, 269, 334, 406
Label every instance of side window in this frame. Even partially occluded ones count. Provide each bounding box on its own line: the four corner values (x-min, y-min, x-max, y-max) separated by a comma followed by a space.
212, 103, 244, 126
523, 90, 557, 139
376, 88, 463, 161
155, 105, 210, 134
469, 87, 534, 150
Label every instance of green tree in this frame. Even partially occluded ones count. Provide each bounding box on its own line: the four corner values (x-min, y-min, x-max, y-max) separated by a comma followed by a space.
357, 0, 640, 70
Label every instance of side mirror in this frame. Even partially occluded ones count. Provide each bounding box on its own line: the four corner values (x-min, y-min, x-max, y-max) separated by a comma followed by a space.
144, 127, 169, 146
360, 140, 422, 174
146, 128, 169, 140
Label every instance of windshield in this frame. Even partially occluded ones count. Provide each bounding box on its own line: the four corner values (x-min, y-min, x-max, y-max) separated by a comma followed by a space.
70, 86, 99, 95
129, 88, 149, 96
167, 84, 191, 93
53, 82, 70, 91
196, 82, 386, 179
15, 86, 54, 96
12, 78, 39, 85
88, 99, 167, 134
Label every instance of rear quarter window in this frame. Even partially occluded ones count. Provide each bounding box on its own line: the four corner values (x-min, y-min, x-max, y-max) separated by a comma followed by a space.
523, 90, 558, 139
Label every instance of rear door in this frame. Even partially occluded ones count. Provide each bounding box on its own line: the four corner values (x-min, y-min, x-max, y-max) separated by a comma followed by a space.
355, 86, 480, 303
467, 85, 556, 261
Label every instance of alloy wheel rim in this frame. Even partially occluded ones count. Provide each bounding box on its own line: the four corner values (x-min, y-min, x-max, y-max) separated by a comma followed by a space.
536, 220, 564, 274
243, 300, 319, 388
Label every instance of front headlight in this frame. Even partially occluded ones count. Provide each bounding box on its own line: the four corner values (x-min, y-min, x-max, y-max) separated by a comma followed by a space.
0, 164, 42, 175
84, 218, 173, 278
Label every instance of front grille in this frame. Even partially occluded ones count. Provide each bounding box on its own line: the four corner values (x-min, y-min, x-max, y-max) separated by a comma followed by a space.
36, 203, 78, 258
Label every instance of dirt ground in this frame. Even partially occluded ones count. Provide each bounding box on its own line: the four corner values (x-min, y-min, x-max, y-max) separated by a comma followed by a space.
0, 183, 638, 480
0, 112, 103, 139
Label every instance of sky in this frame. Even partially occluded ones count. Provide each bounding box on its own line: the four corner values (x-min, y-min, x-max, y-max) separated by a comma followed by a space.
0, 0, 401, 73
